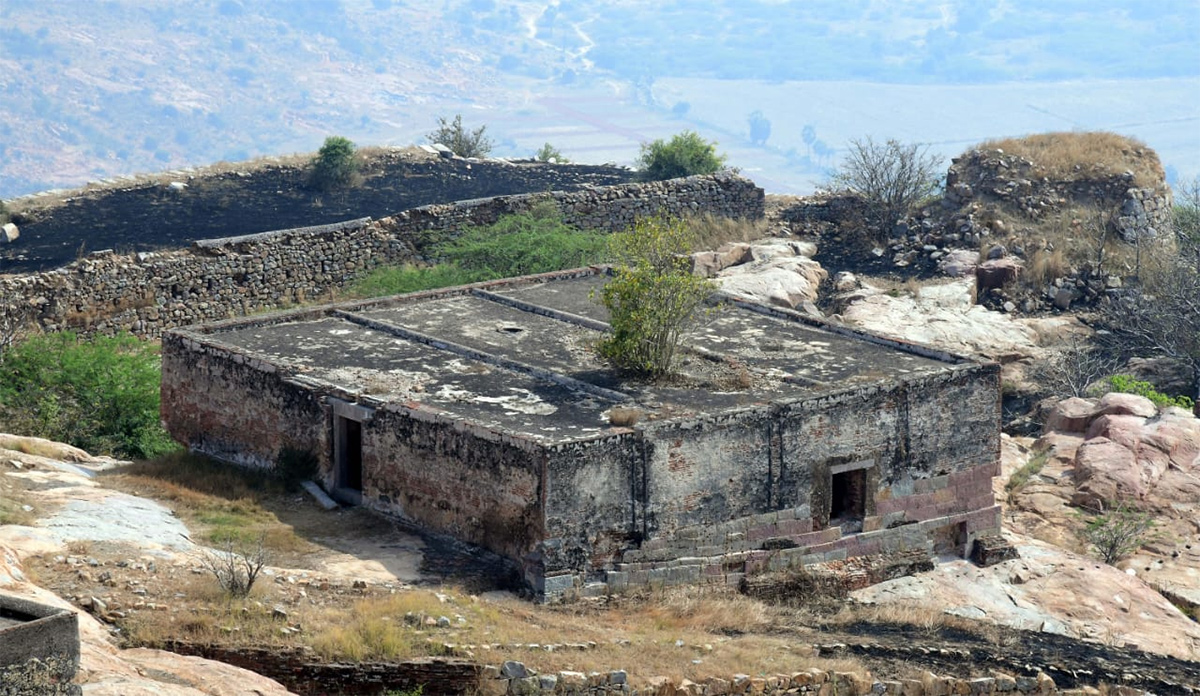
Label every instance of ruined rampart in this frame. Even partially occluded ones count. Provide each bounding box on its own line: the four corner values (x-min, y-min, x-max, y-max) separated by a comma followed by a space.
3, 155, 636, 273
2, 173, 763, 338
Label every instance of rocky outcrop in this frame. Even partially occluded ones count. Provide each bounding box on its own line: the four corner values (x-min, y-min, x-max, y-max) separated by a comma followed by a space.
943, 147, 1172, 244
707, 238, 827, 311
1041, 394, 1200, 509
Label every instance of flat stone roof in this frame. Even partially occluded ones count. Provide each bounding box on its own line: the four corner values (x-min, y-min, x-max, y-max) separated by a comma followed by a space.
192, 269, 968, 444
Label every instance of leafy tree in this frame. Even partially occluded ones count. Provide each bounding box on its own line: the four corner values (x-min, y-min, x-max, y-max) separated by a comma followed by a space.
1078, 502, 1156, 565
309, 135, 359, 191
747, 110, 771, 146
831, 136, 944, 226
596, 215, 716, 378
635, 131, 726, 181
427, 114, 494, 158
534, 142, 568, 163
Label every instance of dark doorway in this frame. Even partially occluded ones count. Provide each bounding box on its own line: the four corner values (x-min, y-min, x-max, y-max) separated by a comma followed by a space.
335, 415, 363, 500
830, 468, 866, 527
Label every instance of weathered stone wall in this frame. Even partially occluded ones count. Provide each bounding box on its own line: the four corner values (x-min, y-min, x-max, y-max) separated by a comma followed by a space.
364, 404, 547, 570
944, 148, 1173, 243
160, 328, 329, 469
0, 595, 80, 696
536, 360, 1001, 600
2, 173, 763, 338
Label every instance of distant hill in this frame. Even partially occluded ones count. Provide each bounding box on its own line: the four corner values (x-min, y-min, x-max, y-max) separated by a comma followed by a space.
1, 0, 1197, 198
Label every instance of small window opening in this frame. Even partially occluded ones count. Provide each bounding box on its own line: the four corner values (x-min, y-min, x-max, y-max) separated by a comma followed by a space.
830, 468, 867, 531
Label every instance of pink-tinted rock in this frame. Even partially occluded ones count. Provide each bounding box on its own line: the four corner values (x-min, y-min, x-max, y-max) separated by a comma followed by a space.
691, 242, 752, 277
1072, 437, 1142, 507
975, 258, 1022, 293
1095, 392, 1158, 419
1142, 414, 1200, 471
1044, 397, 1098, 434
938, 249, 980, 278
1032, 431, 1084, 466
1084, 414, 1146, 451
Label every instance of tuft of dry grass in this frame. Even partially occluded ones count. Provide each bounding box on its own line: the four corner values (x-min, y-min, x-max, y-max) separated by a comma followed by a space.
607, 407, 644, 427
1026, 247, 1069, 287
975, 131, 1164, 189
686, 213, 770, 252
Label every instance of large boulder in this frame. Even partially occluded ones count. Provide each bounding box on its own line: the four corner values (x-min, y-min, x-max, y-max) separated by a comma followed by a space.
716, 256, 827, 309
938, 249, 979, 278
691, 242, 752, 277
1095, 392, 1157, 418
975, 257, 1022, 293
1044, 397, 1098, 434
1, 223, 18, 244
1072, 437, 1143, 507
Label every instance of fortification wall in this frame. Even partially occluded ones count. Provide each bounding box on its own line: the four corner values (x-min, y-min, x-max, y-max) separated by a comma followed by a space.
2, 173, 763, 338
4, 156, 636, 273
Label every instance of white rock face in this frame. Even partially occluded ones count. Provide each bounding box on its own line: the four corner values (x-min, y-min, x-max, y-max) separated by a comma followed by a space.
837, 279, 1080, 361
1, 222, 18, 243
712, 238, 827, 309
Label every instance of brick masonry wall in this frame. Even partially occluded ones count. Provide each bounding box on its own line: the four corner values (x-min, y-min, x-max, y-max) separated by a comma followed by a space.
1, 173, 763, 338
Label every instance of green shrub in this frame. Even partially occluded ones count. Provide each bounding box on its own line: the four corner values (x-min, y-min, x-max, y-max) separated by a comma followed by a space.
534, 142, 568, 163
1078, 502, 1157, 565
350, 202, 608, 298
349, 264, 486, 298
310, 135, 359, 191
439, 201, 608, 278
596, 215, 716, 378
427, 114, 493, 158
0, 199, 8, 225
0, 332, 177, 459
635, 131, 727, 181
1106, 374, 1194, 410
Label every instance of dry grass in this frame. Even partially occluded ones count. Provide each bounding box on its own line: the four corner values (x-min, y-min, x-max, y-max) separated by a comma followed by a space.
100, 452, 312, 553
117, 575, 862, 684
1026, 247, 1069, 287
975, 131, 1163, 189
0, 478, 35, 526
686, 213, 770, 252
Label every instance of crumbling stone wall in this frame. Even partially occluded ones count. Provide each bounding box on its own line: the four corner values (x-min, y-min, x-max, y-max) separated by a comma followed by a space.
5, 156, 637, 273
944, 148, 1173, 243
0, 173, 763, 338
0, 595, 80, 696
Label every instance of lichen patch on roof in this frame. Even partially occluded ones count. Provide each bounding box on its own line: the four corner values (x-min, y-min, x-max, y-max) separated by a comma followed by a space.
190, 269, 972, 444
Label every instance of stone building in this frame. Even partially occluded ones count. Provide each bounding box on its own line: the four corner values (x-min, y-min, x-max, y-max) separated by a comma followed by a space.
161, 268, 1001, 600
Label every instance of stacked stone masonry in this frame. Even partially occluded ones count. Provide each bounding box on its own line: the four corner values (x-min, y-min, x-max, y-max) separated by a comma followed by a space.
944, 149, 1173, 243
0, 173, 763, 338
483, 662, 1160, 696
